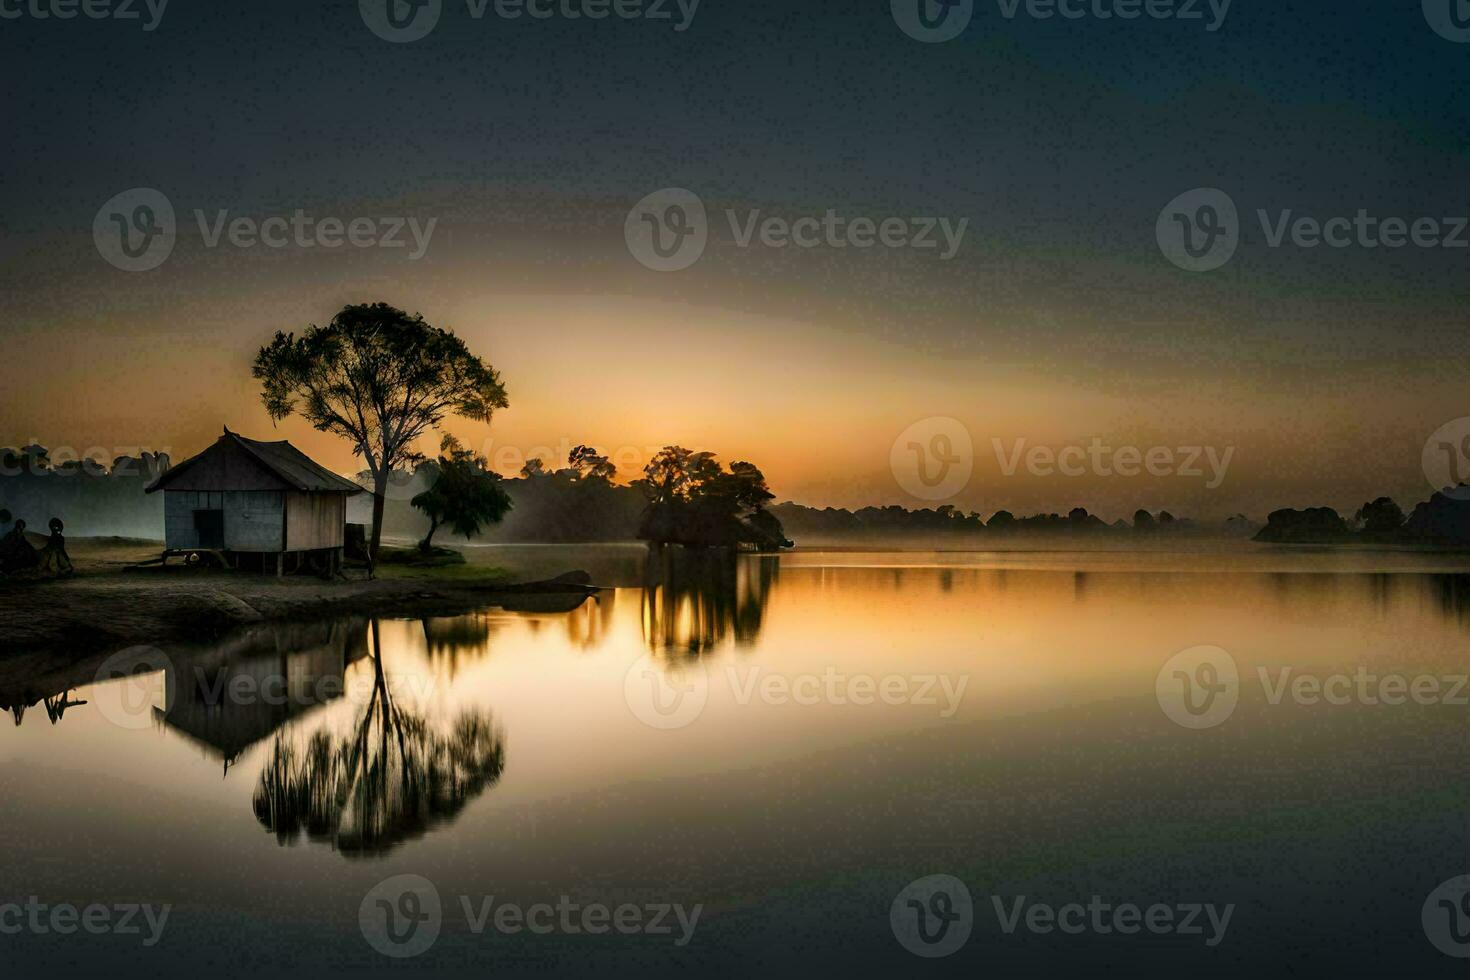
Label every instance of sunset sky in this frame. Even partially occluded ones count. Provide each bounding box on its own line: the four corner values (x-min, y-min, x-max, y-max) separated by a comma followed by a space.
3, 1, 1467, 520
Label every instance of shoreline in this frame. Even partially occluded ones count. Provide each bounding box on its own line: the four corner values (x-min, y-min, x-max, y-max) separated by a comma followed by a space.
0, 538, 601, 660
8, 535, 1470, 663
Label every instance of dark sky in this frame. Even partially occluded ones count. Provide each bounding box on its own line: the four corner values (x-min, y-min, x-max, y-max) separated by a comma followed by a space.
3, 0, 1467, 518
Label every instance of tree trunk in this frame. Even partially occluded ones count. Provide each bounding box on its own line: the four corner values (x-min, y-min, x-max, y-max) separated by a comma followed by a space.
370, 471, 388, 570
419, 520, 439, 554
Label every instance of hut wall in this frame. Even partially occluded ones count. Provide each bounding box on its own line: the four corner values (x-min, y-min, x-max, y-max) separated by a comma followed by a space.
223, 491, 286, 552
163, 491, 226, 550
285, 491, 346, 551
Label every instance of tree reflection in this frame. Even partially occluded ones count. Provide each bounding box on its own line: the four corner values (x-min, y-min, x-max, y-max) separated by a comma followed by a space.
419, 613, 495, 676
252, 624, 505, 857
641, 545, 776, 655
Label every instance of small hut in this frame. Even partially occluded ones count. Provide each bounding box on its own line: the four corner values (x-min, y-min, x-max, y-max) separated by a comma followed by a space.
146, 428, 362, 574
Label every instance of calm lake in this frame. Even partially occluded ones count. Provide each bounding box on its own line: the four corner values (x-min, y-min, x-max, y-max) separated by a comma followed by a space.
7, 545, 1470, 976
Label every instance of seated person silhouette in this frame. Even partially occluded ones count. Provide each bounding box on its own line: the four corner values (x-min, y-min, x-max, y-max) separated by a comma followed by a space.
0, 518, 39, 573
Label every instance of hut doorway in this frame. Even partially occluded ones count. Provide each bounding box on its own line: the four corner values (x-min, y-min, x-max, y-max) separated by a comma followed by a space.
193, 509, 225, 549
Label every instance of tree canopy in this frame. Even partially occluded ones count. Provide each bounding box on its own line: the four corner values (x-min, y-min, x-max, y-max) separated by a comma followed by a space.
634, 446, 787, 550
253, 302, 507, 558
411, 435, 512, 552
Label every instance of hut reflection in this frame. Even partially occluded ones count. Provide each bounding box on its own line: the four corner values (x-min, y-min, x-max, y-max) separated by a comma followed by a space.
153, 618, 370, 775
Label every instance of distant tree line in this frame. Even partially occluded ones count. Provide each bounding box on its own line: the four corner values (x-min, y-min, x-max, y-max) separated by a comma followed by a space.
10, 434, 1470, 551
379, 443, 791, 550
1254, 490, 1470, 545
766, 502, 1259, 540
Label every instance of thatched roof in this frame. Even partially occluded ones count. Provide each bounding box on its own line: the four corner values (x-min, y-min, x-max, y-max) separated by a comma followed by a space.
146, 428, 362, 495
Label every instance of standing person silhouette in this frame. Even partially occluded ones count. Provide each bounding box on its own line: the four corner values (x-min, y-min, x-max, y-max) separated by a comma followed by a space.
36, 518, 74, 578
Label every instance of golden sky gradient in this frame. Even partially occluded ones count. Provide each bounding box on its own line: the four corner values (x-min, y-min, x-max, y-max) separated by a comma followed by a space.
3, 282, 1458, 521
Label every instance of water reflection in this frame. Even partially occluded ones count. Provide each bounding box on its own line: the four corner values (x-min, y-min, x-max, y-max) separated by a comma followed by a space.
252, 624, 506, 858
640, 545, 778, 655
416, 591, 615, 674
10, 554, 1470, 872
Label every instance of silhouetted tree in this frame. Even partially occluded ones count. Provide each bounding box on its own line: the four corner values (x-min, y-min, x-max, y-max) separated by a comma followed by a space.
1254, 507, 1351, 543
567, 445, 616, 483
635, 447, 786, 548
1354, 497, 1406, 536
411, 436, 512, 552
253, 302, 508, 562
1133, 509, 1156, 531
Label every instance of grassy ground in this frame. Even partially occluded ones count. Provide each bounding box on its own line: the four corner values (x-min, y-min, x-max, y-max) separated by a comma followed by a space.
372, 545, 513, 583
